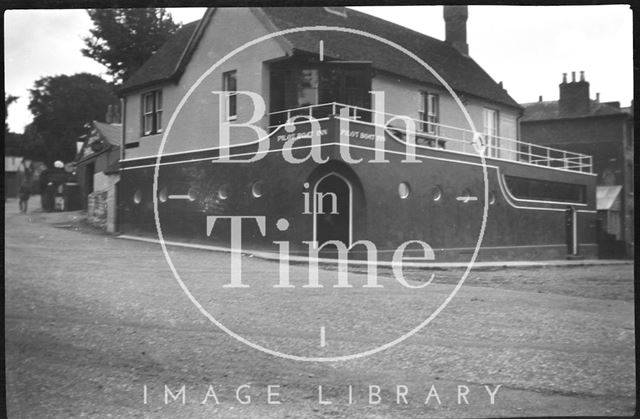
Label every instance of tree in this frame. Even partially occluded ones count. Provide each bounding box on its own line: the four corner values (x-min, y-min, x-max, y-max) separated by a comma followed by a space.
28, 73, 118, 165
82, 8, 180, 83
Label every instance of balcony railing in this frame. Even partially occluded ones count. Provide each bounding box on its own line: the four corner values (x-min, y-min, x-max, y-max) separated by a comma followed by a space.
267, 102, 593, 174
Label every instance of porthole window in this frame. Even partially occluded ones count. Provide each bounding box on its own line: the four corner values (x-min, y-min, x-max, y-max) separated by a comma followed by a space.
489, 191, 496, 205
158, 187, 168, 203
187, 187, 197, 202
218, 184, 230, 200
251, 181, 264, 198
431, 185, 443, 202
398, 182, 411, 199
133, 189, 142, 204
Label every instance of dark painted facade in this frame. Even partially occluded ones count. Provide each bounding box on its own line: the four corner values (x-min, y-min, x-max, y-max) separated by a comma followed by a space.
120, 116, 597, 261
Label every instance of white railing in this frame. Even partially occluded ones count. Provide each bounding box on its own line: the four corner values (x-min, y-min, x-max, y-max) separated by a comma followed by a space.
267, 102, 593, 174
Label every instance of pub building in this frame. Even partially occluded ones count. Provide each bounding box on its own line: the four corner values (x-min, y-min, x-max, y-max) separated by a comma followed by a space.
117, 6, 597, 261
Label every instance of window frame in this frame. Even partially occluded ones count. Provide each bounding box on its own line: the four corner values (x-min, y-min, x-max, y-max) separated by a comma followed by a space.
419, 92, 439, 135
141, 89, 163, 136
483, 107, 500, 158
223, 70, 238, 121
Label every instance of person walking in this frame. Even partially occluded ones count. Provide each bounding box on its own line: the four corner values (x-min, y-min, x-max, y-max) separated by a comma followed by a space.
18, 160, 34, 214
18, 183, 31, 213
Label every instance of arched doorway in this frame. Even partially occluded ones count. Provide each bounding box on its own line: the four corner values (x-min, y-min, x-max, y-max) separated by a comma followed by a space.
314, 173, 352, 246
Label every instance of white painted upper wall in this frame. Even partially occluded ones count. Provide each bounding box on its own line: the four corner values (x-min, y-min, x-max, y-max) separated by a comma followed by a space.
123, 8, 287, 160
122, 8, 521, 161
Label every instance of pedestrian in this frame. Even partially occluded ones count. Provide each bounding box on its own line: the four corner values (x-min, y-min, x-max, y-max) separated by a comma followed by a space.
18, 183, 31, 213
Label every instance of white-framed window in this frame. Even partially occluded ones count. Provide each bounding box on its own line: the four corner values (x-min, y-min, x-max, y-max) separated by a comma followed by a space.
223, 70, 237, 120
419, 92, 439, 135
483, 107, 499, 157
142, 90, 162, 135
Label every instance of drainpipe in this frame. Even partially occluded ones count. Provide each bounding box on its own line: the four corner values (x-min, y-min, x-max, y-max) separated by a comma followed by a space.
120, 97, 126, 162
117, 96, 126, 234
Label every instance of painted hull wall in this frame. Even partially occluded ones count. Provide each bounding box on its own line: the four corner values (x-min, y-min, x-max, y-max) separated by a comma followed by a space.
119, 118, 597, 261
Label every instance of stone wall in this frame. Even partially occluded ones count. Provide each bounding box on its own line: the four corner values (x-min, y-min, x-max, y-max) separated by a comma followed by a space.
87, 183, 118, 233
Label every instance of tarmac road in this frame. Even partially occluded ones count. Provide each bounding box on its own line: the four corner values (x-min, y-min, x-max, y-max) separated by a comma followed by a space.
4, 200, 636, 418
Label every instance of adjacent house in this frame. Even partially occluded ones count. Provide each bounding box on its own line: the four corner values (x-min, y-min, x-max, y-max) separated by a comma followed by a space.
520, 72, 633, 258
116, 6, 597, 261
75, 117, 122, 232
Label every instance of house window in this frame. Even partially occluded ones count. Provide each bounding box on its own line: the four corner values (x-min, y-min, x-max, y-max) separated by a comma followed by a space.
142, 90, 162, 135
223, 70, 238, 120
483, 108, 499, 157
419, 92, 439, 135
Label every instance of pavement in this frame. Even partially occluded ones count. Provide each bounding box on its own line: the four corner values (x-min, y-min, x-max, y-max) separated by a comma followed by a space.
118, 233, 633, 270
4, 198, 637, 418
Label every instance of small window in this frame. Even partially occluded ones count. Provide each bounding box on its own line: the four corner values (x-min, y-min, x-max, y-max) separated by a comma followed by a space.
489, 191, 496, 205
223, 70, 237, 120
398, 182, 411, 199
158, 187, 168, 203
431, 186, 443, 202
251, 181, 264, 198
142, 90, 162, 135
187, 187, 197, 202
419, 92, 439, 135
218, 184, 230, 200
133, 189, 142, 204
483, 108, 499, 158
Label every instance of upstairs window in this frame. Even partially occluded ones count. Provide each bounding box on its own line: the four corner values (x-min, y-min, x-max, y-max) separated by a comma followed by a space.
419, 92, 439, 135
483, 107, 499, 157
142, 90, 162, 135
223, 70, 238, 120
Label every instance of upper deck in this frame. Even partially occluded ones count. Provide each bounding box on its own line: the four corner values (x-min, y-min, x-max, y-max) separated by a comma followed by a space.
268, 102, 594, 175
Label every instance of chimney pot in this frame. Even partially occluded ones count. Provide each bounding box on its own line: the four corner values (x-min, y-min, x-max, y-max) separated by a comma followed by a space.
580, 71, 585, 82
571, 71, 576, 82
539, 95, 543, 102
596, 92, 600, 102
562, 73, 567, 83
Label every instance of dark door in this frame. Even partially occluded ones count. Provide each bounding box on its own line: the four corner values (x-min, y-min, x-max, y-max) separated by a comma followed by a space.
316, 174, 351, 246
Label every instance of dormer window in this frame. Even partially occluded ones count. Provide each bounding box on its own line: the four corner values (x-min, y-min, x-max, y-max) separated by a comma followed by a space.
142, 89, 162, 135
323, 7, 347, 18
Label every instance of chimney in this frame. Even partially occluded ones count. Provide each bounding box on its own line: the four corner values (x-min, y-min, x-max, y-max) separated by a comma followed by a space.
539, 95, 543, 102
443, 6, 469, 56
106, 105, 114, 124
559, 70, 590, 115
596, 93, 600, 102
105, 104, 121, 124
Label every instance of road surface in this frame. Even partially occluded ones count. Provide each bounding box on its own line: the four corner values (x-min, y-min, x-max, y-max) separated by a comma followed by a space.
4, 200, 635, 417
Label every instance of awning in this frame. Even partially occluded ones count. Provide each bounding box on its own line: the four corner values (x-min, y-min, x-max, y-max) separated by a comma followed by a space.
596, 185, 622, 211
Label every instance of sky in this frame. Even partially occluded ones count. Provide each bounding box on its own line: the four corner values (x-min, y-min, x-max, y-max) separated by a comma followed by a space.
3, 5, 634, 134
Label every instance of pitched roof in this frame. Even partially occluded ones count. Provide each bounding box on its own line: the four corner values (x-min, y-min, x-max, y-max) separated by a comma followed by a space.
120, 20, 202, 93
93, 121, 122, 147
75, 121, 122, 163
521, 99, 629, 122
120, 7, 520, 109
